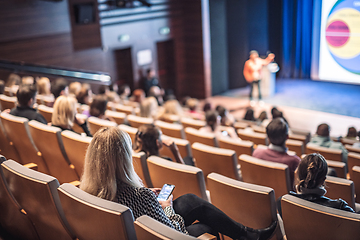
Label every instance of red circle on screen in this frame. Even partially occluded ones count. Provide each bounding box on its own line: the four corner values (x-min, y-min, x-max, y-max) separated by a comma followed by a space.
326, 20, 350, 47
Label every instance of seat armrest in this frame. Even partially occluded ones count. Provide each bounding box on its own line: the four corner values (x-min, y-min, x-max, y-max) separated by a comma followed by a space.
197, 233, 217, 240
69, 180, 80, 187
23, 163, 38, 171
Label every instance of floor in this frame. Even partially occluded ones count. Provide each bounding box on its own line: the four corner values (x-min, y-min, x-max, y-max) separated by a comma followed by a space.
204, 79, 360, 137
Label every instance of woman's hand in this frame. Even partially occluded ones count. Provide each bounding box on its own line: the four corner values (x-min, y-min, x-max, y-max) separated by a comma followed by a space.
149, 188, 161, 197
162, 138, 178, 152
158, 195, 173, 209
74, 115, 85, 125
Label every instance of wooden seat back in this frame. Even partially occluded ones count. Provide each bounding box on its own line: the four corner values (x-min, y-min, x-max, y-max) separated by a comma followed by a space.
348, 152, 360, 180
218, 136, 254, 157
160, 135, 192, 159
118, 124, 138, 144
127, 115, 153, 128
181, 117, 206, 130
185, 127, 218, 147
88, 116, 117, 136
286, 139, 304, 157
237, 129, 267, 146
306, 143, 343, 162
132, 151, 152, 188
0, 94, 17, 110
325, 176, 355, 210
155, 120, 185, 139
105, 110, 126, 125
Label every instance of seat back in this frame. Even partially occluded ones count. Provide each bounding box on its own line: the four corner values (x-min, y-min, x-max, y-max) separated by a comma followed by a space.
192, 142, 240, 181
288, 133, 307, 145
306, 143, 343, 162
61, 130, 92, 178
237, 129, 267, 146
4, 87, 14, 97
0, 157, 39, 240
134, 215, 198, 240
29, 121, 79, 183
155, 120, 185, 139
207, 173, 279, 238
127, 115, 153, 128
290, 128, 311, 144
147, 156, 208, 201
286, 139, 303, 157
326, 159, 346, 178
345, 144, 360, 154
239, 154, 291, 200
0, 94, 17, 110
181, 117, 206, 130
0, 116, 21, 162
119, 124, 138, 144
351, 166, 360, 203
185, 127, 218, 147
341, 138, 359, 145
1, 160, 75, 240
281, 194, 360, 240
72, 113, 88, 134
58, 183, 136, 240
88, 116, 117, 136
114, 104, 134, 115
132, 151, 152, 188
160, 135, 192, 159
325, 176, 355, 210
348, 152, 360, 180
105, 110, 126, 125
218, 136, 254, 157
0, 112, 49, 173
37, 104, 53, 123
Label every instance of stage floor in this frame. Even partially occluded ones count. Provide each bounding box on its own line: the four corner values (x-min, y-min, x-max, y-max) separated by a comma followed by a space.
205, 78, 360, 137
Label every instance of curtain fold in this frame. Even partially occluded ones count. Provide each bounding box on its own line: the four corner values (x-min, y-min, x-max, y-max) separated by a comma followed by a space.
281, 0, 313, 79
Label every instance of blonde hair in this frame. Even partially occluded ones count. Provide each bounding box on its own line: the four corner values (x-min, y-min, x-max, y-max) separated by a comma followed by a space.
6, 73, 21, 87
187, 98, 199, 111
163, 99, 183, 116
80, 127, 143, 201
37, 77, 51, 95
52, 95, 77, 128
69, 82, 82, 96
21, 76, 34, 85
140, 96, 158, 118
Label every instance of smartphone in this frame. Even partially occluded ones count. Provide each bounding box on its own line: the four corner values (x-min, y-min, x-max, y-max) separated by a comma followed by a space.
157, 184, 175, 201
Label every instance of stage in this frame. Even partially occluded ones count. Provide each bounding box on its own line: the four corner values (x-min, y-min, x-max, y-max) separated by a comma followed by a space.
206, 78, 360, 137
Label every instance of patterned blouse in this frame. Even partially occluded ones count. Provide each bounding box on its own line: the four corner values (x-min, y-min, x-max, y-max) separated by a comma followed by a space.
115, 183, 188, 234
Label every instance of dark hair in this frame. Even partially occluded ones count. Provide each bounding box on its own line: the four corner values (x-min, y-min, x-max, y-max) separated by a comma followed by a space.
98, 85, 108, 95
51, 78, 68, 98
258, 111, 268, 122
205, 110, 219, 131
346, 127, 357, 138
244, 108, 256, 121
135, 124, 161, 157
90, 95, 108, 117
203, 102, 212, 112
76, 87, 90, 104
215, 105, 228, 125
266, 118, 289, 146
271, 107, 283, 119
296, 153, 328, 192
0, 80, 5, 94
16, 84, 37, 106
118, 84, 130, 95
146, 68, 152, 75
316, 123, 330, 137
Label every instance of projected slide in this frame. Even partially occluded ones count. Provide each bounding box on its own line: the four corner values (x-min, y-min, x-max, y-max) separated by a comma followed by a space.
316, 0, 360, 84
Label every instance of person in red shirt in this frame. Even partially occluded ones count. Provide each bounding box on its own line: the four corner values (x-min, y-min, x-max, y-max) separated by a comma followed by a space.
252, 118, 300, 187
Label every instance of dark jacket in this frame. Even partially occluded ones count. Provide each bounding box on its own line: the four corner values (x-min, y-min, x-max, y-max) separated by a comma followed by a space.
52, 122, 92, 137
10, 106, 47, 124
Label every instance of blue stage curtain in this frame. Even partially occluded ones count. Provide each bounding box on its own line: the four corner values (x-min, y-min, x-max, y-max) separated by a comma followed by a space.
281, 0, 313, 79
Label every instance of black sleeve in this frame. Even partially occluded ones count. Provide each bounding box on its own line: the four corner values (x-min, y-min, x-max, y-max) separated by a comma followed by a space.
78, 121, 92, 137
338, 199, 355, 213
36, 113, 48, 124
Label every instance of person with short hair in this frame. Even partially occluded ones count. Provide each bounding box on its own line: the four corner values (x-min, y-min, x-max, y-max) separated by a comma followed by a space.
158, 99, 183, 123
69, 82, 82, 97
310, 123, 348, 163
118, 84, 131, 101
140, 96, 159, 119
51, 78, 68, 99
9, 84, 47, 124
252, 118, 301, 186
199, 111, 238, 139
89, 95, 115, 122
215, 105, 235, 127
288, 153, 354, 212
37, 77, 52, 96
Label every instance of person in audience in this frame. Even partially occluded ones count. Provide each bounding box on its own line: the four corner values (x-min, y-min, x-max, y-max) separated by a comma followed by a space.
98, 85, 109, 95
134, 124, 185, 164
51, 78, 68, 99
130, 89, 145, 103
252, 118, 300, 186
69, 82, 82, 97
37, 77, 52, 96
0, 80, 5, 94
345, 126, 357, 140
199, 111, 238, 139
81, 126, 277, 239
5, 73, 21, 93
181, 96, 191, 107
52, 95, 91, 136
203, 102, 212, 113
9, 84, 47, 124
309, 123, 348, 163
148, 86, 164, 106
185, 98, 203, 120
118, 84, 131, 101
76, 86, 92, 105
257, 111, 268, 125
289, 153, 355, 212
244, 108, 256, 121
158, 99, 183, 123
140, 96, 159, 119
215, 105, 235, 127
21, 76, 34, 85
89, 95, 115, 122
271, 107, 289, 126
107, 83, 121, 103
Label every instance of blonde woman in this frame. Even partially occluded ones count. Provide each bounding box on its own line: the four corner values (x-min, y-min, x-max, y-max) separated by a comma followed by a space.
140, 96, 158, 119
158, 99, 183, 123
37, 77, 52, 96
69, 82, 82, 97
80, 127, 277, 239
51, 95, 91, 136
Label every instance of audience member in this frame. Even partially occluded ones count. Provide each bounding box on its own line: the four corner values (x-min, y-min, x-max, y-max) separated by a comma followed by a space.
51, 78, 68, 99
98, 85, 109, 95
185, 98, 203, 120
288, 153, 355, 212
244, 108, 256, 121
51, 95, 91, 136
199, 111, 238, 139
89, 95, 115, 122
215, 105, 235, 127
0, 80, 5, 94
203, 102, 212, 113
257, 111, 269, 126
76, 86, 91, 105
21, 76, 34, 85
9, 84, 47, 124
118, 84, 131, 101
158, 99, 183, 123
252, 118, 300, 186
81, 126, 277, 239
134, 124, 185, 164
309, 123, 348, 163
69, 82, 82, 97
271, 107, 289, 126
37, 77, 52, 96
140, 96, 159, 119
180, 96, 191, 107
107, 83, 121, 103
148, 86, 164, 106
130, 89, 145, 103
345, 127, 357, 140
5, 73, 20, 93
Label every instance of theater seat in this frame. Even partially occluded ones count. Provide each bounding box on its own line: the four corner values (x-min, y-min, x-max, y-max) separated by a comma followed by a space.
127, 115, 153, 128
132, 150, 153, 188
192, 143, 240, 181
0, 95, 17, 111
345, 144, 360, 154
239, 154, 292, 200
147, 156, 208, 201
29, 121, 79, 183
61, 130, 92, 178
325, 176, 356, 210
306, 143, 343, 162
155, 120, 185, 139
58, 183, 137, 240
181, 117, 206, 130
281, 194, 360, 240
351, 166, 360, 203
37, 104, 53, 123
88, 116, 117, 136
286, 139, 304, 156
237, 129, 267, 146
218, 136, 254, 158
118, 124, 138, 144
0, 116, 20, 162
105, 110, 126, 125
160, 135, 192, 159
0, 156, 39, 240
347, 152, 360, 180
1, 160, 75, 240
185, 127, 218, 147
114, 104, 135, 115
